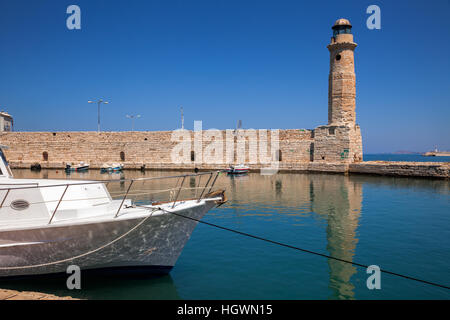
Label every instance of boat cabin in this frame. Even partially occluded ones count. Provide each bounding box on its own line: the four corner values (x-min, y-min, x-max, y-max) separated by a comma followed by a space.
0, 145, 114, 229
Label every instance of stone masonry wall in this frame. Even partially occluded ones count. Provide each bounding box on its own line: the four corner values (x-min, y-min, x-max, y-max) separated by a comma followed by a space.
312, 124, 362, 163
349, 161, 450, 179
0, 130, 316, 169
1, 131, 448, 178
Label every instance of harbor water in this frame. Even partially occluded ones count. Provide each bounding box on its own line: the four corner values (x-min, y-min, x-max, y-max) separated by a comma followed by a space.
1, 166, 449, 300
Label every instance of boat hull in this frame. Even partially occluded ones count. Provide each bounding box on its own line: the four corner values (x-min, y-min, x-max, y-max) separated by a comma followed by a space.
227, 169, 249, 174
0, 201, 215, 278
65, 166, 89, 172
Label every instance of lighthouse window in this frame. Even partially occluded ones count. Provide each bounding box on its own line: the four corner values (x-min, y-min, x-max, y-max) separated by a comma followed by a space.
333, 27, 352, 37
335, 54, 341, 61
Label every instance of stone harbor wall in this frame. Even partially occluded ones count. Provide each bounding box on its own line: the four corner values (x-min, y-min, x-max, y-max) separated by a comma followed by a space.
0, 129, 317, 168
349, 161, 450, 179
0, 131, 448, 178
0, 128, 361, 168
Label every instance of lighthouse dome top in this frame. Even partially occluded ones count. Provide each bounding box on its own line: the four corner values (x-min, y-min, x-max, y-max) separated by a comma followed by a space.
332, 18, 352, 28
331, 18, 352, 37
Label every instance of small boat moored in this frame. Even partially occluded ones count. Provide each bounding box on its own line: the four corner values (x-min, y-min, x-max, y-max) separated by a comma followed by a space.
65, 161, 89, 172
100, 163, 124, 173
226, 164, 250, 174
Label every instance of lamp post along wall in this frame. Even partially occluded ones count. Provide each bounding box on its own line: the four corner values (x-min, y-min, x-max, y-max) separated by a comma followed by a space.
126, 114, 141, 131
88, 99, 109, 132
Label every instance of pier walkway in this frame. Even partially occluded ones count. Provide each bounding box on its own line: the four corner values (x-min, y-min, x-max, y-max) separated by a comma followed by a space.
0, 288, 76, 300
8, 160, 450, 179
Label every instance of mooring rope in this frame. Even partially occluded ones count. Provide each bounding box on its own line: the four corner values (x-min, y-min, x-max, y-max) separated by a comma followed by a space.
158, 207, 450, 291
1, 196, 448, 291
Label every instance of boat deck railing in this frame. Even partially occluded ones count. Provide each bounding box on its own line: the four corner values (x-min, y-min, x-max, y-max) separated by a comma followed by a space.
0, 171, 225, 225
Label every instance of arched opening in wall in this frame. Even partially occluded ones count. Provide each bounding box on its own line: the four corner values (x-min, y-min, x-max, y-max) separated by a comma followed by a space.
191, 151, 195, 162
335, 54, 341, 61
42, 152, 48, 161
120, 151, 125, 161
277, 150, 282, 162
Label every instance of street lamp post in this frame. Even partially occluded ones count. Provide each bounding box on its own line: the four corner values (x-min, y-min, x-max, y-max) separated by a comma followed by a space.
126, 114, 141, 131
88, 99, 109, 132
180, 105, 184, 130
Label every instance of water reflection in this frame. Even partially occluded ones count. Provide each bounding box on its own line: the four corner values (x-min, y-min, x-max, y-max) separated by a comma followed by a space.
275, 179, 282, 199
309, 175, 362, 299
9, 169, 449, 299
223, 172, 362, 299
0, 273, 180, 300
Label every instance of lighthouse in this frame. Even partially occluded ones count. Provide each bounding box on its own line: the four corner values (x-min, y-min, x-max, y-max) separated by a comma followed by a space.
313, 19, 363, 163
327, 18, 357, 126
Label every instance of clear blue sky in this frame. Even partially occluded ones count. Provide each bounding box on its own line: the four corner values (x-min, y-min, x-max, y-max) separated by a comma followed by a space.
0, 0, 449, 153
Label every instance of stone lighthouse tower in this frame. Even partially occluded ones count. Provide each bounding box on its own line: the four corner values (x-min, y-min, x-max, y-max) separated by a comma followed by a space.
327, 18, 357, 126
313, 19, 363, 163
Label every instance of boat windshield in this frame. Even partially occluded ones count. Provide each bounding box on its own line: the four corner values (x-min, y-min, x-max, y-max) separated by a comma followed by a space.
0, 148, 13, 177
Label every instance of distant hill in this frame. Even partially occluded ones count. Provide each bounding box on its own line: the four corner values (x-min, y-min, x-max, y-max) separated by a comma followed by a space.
392, 150, 422, 155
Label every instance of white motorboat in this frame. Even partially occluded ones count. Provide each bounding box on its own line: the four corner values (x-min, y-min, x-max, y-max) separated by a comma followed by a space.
0, 145, 226, 278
